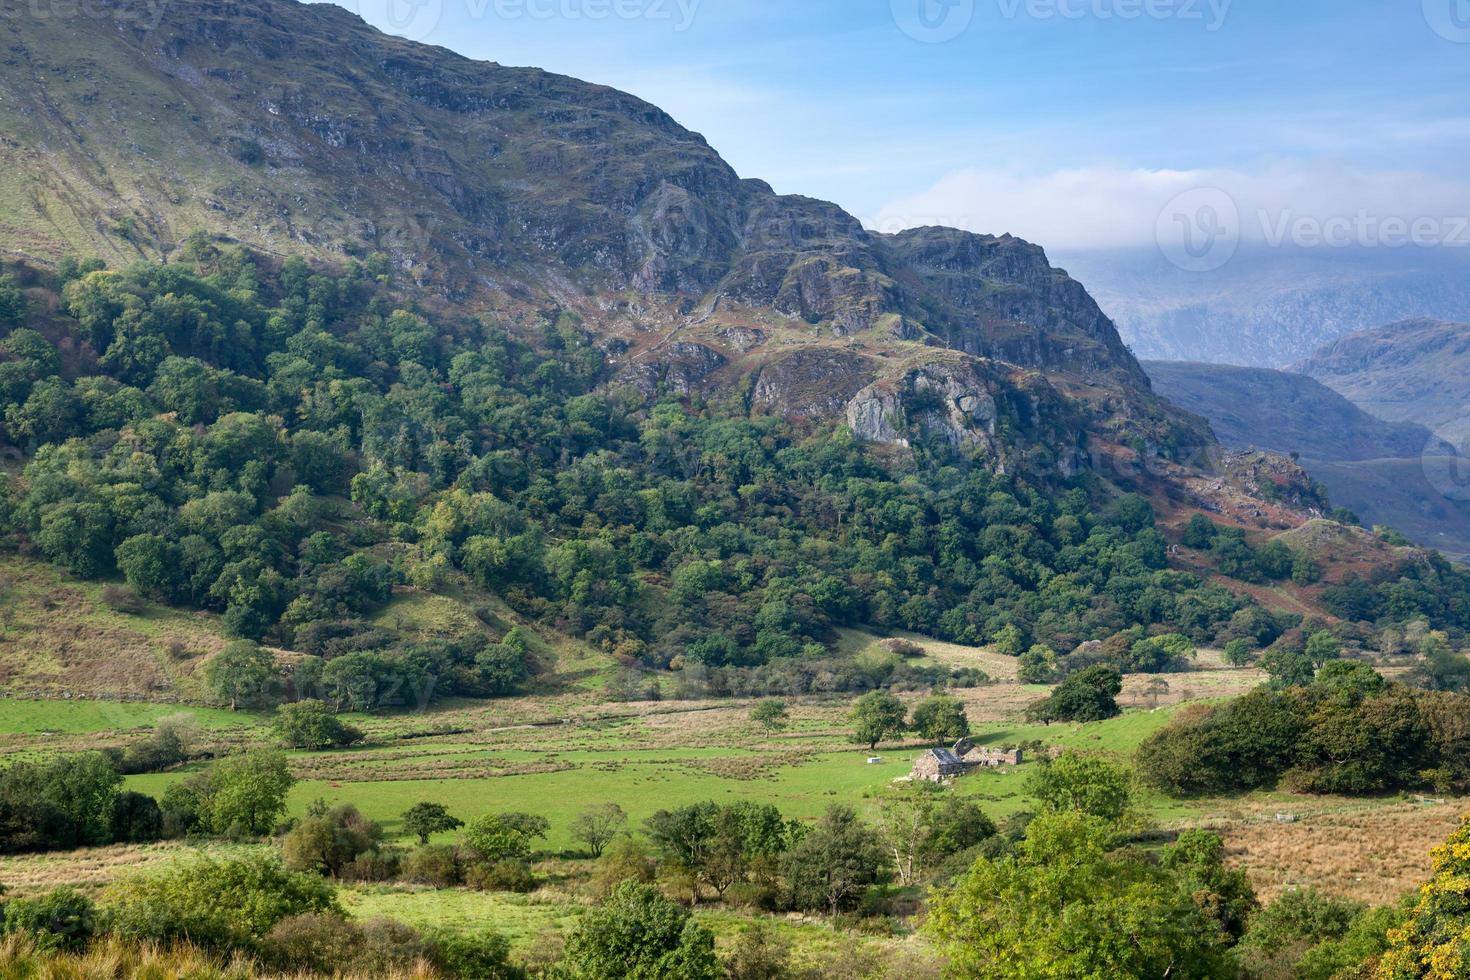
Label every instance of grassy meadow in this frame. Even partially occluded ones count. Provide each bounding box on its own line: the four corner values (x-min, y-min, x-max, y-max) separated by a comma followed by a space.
0, 581, 1463, 963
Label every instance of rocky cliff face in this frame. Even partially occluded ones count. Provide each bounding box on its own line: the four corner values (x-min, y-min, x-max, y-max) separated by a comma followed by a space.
0, 0, 1199, 465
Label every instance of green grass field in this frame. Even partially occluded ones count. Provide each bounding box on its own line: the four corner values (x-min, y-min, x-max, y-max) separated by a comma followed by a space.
0, 698, 253, 735
112, 699, 1195, 850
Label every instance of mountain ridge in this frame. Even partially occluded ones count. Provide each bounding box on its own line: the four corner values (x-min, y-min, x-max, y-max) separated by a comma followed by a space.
1296, 318, 1470, 444
0, 0, 1200, 465
1144, 359, 1470, 560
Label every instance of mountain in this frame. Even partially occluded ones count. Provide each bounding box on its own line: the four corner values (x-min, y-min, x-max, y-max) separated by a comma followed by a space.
1058, 247, 1470, 368
1142, 361, 1441, 462
0, 0, 1193, 463
1144, 360, 1470, 560
10, 0, 1460, 707
1297, 318, 1470, 444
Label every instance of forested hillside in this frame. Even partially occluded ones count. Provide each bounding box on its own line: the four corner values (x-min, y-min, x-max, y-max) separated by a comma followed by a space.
2, 246, 1469, 711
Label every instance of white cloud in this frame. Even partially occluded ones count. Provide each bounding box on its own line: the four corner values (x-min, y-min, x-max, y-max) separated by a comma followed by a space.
869, 161, 1470, 252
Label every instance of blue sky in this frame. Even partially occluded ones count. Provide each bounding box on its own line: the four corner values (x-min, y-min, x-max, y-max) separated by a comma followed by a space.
322, 0, 1470, 251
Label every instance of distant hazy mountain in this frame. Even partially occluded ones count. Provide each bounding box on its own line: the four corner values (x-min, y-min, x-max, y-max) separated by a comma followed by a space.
1059, 247, 1470, 368
1142, 361, 1442, 461
1144, 360, 1470, 560
1297, 319, 1470, 444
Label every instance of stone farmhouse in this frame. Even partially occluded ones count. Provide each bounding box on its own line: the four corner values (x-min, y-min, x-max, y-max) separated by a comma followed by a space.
910, 738, 1023, 782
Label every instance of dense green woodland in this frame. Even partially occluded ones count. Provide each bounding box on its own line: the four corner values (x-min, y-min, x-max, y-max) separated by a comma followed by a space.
1, 245, 1469, 707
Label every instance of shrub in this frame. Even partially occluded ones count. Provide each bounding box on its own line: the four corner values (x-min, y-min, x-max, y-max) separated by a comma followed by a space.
589, 835, 657, 899
463, 812, 549, 865
563, 881, 720, 980
1234, 887, 1364, 978
722, 923, 792, 980
109, 790, 163, 843
104, 854, 339, 951
0, 887, 96, 952
281, 804, 383, 877
100, 585, 144, 615
259, 912, 363, 975
1026, 753, 1134, 822
403, 844, 463, 887
1027, 665, 1122, 723
354, 917, 438, 974
428, 929, 521, 979
465, 858, 537, 893
339, 848, 402, 883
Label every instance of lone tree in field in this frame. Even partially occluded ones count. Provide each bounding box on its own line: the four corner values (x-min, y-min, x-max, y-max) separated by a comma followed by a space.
571, 802, 628, 858
401, 802, 463, 846
1027, 665, 1123, 724
273, 700, 363, 751
910, 694, 970, 745
848, 691, 907, 751
749, 699, 789, 735
204, 641, 275, 711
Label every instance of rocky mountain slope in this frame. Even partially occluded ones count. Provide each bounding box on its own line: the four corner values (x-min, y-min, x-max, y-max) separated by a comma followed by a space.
1145, 360, 1470, 560
0, 0, 1196, 464
1297, 318, 1470, 444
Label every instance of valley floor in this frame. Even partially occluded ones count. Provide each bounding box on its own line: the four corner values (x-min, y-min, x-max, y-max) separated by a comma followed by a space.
0, 636, 1459, 965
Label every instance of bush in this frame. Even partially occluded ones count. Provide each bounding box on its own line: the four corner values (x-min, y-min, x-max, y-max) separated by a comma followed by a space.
100, 585, 144, 615
281, 803, 383, 877
563, 881, 720, 980
104, 854, 339, 951
339, 848, 402, 883
1234, 887, 1364, 978
1027, 665, 1122, 724
354, 917, 438, 974
465, 858, 537, 893
428, 929, 521, 979
259, 912, 363, 975
589, 835, 657, 899
403, 844, 462, 887
0, 887, 95, 951
462, 812, 549, 865
723, 923, 792, 980
109, 790, 163, 843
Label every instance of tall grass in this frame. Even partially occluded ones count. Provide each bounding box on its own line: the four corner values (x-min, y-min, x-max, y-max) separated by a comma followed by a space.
0, 934, 437, 980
